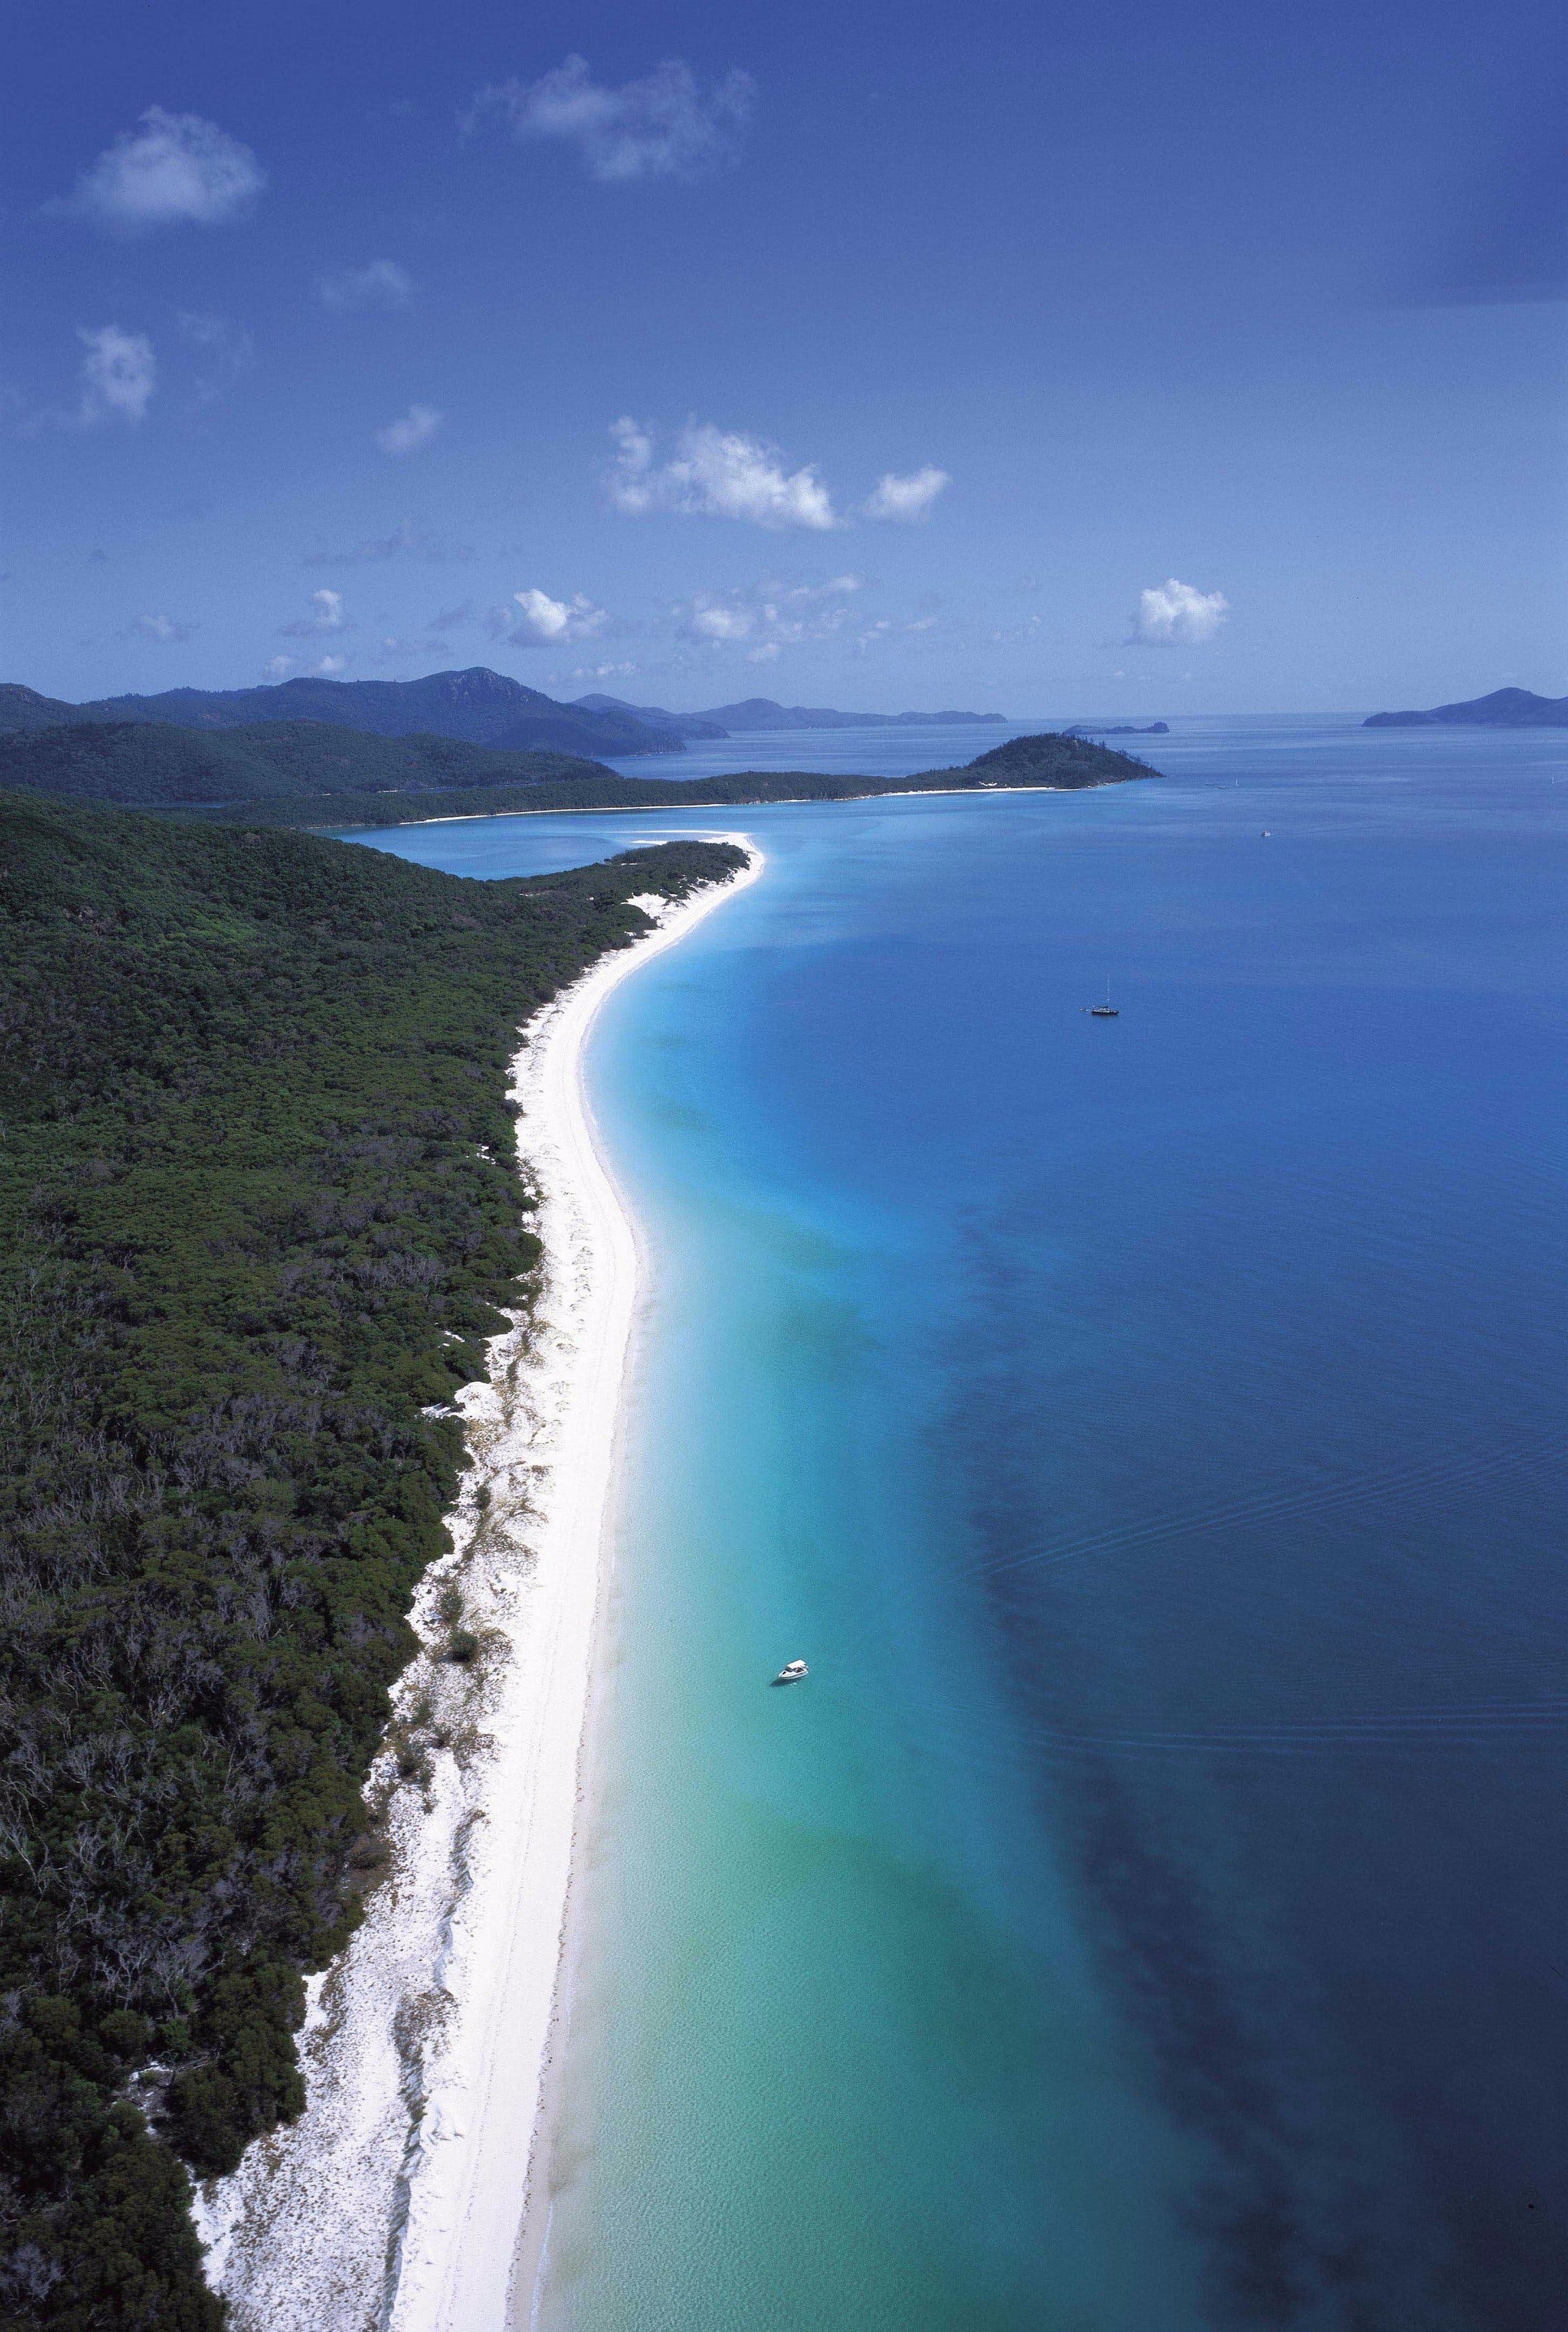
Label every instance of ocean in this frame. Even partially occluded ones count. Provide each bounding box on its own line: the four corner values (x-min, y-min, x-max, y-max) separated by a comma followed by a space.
348, 716, 1568, 2329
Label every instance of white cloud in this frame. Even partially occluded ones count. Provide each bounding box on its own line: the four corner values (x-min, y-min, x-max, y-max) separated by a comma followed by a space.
179, 311, 253, 406
317, 260, 414, 312
861, 465, 949, 521
673, 572, 861, 656
1129, 577, 1229, 645
77, 325, 156, 425
609, 418, 838, 530
375, 402, 442, 457
468, 55, 753, 183
281, 588, 347, 637
55, 108, 264, 233
128, 613, 195, 643
268, 647, 348, 676
499, 588, 607, 645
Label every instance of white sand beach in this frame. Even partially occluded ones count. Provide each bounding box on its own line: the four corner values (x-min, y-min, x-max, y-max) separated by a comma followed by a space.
195, 841, 761, 2330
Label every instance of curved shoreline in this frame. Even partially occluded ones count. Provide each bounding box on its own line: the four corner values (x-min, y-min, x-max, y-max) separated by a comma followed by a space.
196, 843, 760, 2329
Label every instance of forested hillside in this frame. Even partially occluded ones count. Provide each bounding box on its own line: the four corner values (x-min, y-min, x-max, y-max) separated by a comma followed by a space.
0, 793, 743, 2327
0, 722, 617, 809
0, 721, 1151, 840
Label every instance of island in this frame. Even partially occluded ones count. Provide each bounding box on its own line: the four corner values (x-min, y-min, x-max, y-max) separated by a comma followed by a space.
0, 670, 1020, 757
1066, 720, 1170, 737
1364, 686, 1568, 728
573, 693, 1011, 740
0, 668, 684, 760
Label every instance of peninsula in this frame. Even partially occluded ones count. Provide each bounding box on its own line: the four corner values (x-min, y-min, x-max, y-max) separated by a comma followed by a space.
0, 720, 1151, 832
0, 792, 746, 2324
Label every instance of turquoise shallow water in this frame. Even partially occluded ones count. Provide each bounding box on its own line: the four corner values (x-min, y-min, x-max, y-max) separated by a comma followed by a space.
351, 719, 1568, 2329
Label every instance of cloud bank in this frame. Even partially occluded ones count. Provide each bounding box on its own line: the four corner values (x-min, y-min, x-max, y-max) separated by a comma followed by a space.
861, 466, 949, 521
469, 55, 754, 183
375, 403, 442, 457
1130, 577, 1230, 644
609, 419, 838, 530
55, 109, 265, 232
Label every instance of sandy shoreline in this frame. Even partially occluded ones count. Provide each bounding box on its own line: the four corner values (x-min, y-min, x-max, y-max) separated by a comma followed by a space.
194, 841, 760, 2329
325, 779, 1079, 834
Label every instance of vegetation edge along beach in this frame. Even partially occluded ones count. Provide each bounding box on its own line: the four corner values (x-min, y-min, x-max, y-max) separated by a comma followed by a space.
0, 789, 746, 2327
0, 717, 1151, 835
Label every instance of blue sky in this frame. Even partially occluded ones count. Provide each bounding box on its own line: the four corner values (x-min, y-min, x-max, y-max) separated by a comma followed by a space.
5, 0, 1565, 714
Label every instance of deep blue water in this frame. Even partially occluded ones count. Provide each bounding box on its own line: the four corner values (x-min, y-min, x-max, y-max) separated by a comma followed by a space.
348, 720, 1568, 2328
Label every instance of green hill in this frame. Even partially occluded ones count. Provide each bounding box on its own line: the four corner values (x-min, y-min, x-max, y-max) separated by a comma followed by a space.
0, 720, 617, 808
0, 791, 744, 2326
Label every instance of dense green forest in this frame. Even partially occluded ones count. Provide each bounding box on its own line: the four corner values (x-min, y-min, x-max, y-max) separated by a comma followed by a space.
0, 722, 619, 809
0, 791, 744, 2327
0, 719, 1149, 838
217, 727, 1149, 828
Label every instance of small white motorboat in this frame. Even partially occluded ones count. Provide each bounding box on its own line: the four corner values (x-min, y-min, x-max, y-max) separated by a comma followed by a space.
771, 1659, 809, 1685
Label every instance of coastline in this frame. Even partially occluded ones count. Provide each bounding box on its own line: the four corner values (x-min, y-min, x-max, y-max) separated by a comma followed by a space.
317, 780, 1086, 835
195, 840, 761, 2328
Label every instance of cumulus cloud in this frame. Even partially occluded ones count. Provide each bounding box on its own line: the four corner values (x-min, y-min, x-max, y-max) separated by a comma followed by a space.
281, 588, 347, 637
1129, 577, 1230, 645
126, 613, 195, 643
55, 108, 265, 233
861, 465, 949, 521
609, 417, 837, 530
317, 260, 414, 312
468, 55, 753, 183
375, 402, 442, 457
77, 325, 156, 425
492, 588, 607, 646
673, 573, 861, 658
268, 649, 348, 678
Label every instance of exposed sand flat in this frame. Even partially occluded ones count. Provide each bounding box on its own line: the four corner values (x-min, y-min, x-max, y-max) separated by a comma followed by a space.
195, 842, 760, 2330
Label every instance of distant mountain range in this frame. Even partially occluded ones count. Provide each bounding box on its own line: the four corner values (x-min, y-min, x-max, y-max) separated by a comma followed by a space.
1364, 687, 1568, 728
0, 669, 679, 759
572, 693, 1008, 739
